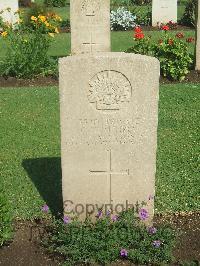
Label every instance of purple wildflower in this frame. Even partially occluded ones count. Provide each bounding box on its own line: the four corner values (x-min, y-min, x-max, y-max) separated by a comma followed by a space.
63, 216, 70, 224
120, 248, 128, 258
111, 215, 118, 222
97, 210, 103, 219
139, 208, 149, 220
106, 210, 111, 216
41, 204, 49, 213
152, 240, 161, 248
148, 226, 157, 234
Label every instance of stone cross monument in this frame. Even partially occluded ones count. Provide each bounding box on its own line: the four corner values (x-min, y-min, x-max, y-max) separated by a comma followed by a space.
70, 0, 110, 54
60, 0, 160, 221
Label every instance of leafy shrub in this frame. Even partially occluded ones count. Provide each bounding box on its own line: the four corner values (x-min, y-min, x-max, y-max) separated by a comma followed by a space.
180, 0, 196, 27
45, 209, 176, 265
153, 33, 193, 81
0, 11, 61, 78
134, 6, 151, 26
44, 0, 67, 7
110, 7, 137, 30
0, 188, 13, 246
126, 27, 193, 81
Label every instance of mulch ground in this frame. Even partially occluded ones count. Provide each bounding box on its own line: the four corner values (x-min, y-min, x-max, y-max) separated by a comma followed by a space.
0, 212, 199, 266
0, 70, 200, 88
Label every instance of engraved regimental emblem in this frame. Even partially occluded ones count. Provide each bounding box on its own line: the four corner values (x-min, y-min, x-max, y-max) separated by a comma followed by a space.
88, 70, 132, 111
81, 0, 100, 16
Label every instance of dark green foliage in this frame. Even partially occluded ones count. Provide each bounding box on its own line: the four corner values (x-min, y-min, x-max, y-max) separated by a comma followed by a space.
45, 210, 176, 265
44, 0, 67, 7
126, 31, 193, 81
133, 5, 152, 26
0, 32, 56, 78
0, 188, 13, 246
180, 0, 197, 27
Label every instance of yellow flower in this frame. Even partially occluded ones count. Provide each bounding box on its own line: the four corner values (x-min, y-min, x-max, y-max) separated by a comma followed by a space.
48, 32, 54, 38
55, 27, 59, 34
38, 15, 46, 22
31, 16, 37, 21
44, 21, 50, 27
1, 31, 8, 37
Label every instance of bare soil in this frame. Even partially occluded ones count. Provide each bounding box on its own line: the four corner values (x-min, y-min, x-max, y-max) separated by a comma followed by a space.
0, 212, 199, 266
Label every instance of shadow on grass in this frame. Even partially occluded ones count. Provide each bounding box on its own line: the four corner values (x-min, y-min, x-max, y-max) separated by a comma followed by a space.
22, 157, 63, 217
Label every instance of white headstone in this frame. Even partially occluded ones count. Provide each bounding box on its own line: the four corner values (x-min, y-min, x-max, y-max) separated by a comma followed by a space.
152, 0, 177, 26
70, 0, 111, 54
0, 0, 19, 25
59, 53, 160, 220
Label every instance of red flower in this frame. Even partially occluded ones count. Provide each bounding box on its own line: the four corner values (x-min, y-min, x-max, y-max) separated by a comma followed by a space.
161, 25, 170, 31
134, 26, 142, 33
168, 39, 174, 45
176, 32, 184, 38
186, 37, 195, 43
134, 32, 145, 39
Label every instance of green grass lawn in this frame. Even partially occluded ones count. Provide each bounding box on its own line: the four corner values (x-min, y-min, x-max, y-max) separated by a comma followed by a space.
0, 84, 199, 219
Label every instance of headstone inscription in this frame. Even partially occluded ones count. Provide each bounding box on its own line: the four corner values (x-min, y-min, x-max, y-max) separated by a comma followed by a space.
152, 0, 177, 27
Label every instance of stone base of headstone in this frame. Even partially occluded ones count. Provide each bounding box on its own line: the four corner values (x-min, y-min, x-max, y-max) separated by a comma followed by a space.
59, 53, 160, 222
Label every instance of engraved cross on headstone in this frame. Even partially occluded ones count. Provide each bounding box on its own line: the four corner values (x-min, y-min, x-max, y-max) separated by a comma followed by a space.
82, 13, 98, 52
89, 150, 130, 203
82, 31, 97, 52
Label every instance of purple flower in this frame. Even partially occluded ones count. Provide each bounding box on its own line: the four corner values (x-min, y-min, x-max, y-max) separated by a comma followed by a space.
106, 210, 111, 216
148, 226, 157, 234
63, 216, 70, 224
139, 208, 149, 221
152, 240, 161, 248
97, 210, 103, 219
120, 248, 128, 258
41, 204, 49, 213
111, 215, 118, 222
